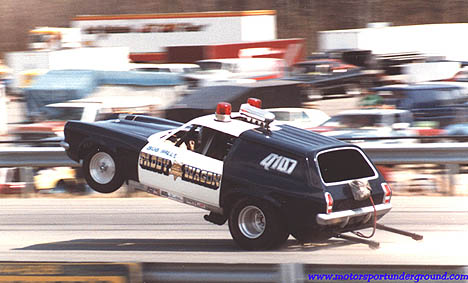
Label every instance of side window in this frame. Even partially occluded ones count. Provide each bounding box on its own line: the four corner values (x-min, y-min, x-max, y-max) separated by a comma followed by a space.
197, 127, 235, 161
166, 125, 197, 150
166, 125, 235, 161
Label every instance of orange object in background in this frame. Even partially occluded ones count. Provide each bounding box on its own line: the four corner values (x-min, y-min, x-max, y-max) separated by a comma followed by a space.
377, 165, 392, 183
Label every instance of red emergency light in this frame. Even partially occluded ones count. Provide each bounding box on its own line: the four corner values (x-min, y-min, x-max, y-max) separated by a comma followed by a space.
247, 98, 262, 108
215, 102, 232, 122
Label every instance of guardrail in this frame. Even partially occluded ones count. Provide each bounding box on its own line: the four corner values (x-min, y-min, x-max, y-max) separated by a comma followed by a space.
1, 143, 467, 168
0, 143, 466, 195
359, 143, 468, 165
0, 146, 78, 168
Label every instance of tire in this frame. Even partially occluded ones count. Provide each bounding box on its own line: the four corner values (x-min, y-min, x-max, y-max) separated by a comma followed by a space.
53, 180, 67, 193
83, 148, 124, 193
228, 198, 289, 250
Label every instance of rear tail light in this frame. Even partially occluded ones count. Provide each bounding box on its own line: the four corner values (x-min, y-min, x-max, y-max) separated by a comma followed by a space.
324, 192, 333, 214
381, 183, 392, 204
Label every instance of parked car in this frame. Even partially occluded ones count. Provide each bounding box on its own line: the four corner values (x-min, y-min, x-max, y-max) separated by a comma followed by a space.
284, 59, 381, 101
267, 107, 330, 129
183, 58, 284, 89
441, 104, 468, 141
130, 63, 200, 74
442, 123, 468, 141
11, 97, 160, 143
449, 66, 468, 82
311, 109, 414, 143
371, 82, 468, 128
34, 167, 87, 193
0, 168, 26, 194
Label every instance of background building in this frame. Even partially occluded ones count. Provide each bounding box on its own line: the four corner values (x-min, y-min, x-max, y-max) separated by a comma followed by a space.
1, 0, 468, 57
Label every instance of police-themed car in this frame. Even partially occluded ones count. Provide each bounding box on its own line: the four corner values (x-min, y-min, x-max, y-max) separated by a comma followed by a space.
62, 98, 392, 250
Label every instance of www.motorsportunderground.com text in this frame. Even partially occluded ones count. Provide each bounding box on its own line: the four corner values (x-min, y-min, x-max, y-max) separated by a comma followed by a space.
308, 272, 468, 282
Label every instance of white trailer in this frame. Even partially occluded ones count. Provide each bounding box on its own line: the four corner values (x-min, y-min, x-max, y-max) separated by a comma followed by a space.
71, 10, 277, 62
318, 23, 468, 61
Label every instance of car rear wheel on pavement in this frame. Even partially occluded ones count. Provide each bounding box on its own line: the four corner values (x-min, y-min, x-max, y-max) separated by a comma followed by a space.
228, 198, 289, 250
83, 148, 124, 193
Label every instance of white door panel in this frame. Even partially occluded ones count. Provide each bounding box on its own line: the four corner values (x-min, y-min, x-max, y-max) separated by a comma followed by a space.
138, 141, 222, 208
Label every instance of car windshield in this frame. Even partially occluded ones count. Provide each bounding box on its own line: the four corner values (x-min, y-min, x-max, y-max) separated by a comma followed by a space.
197, 62, 223, 71
291, 63, 332, 75
44, 106, 84, 121
321, 114, 384, 129
377, 88, 462, 108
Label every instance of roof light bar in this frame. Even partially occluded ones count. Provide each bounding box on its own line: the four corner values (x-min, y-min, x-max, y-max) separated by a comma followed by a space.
247, 97, 262, 108
239, 103, 275, 127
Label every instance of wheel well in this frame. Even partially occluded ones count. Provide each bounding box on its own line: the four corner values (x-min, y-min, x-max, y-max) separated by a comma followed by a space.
78, 140, 118, 160
55, 179, 65, 187
222, 192, 283, 218
78, 140, 99, 160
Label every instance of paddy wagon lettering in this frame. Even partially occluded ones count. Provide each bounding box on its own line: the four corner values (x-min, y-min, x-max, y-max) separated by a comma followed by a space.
260, 153, 298, 175
182, 165, 221, 190
139, 152, 171, 175
139, 152, 221, 190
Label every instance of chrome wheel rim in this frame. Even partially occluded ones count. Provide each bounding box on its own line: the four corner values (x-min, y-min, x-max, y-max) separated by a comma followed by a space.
89, 152, 115, 184
238, 205, 266, 239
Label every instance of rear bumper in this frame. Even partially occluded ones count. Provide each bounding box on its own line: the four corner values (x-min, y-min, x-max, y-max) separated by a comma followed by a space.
316, 203, 392, 226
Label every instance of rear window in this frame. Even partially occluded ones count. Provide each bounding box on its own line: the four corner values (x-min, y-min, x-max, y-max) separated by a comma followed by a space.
316, 147, 376, 184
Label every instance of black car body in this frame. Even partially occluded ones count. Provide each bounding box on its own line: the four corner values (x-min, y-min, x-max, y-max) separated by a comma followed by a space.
283, 59, 381, 100
62, 100, 392, 250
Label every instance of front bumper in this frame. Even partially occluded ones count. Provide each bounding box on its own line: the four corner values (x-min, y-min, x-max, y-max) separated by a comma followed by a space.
316, 203, 392, 226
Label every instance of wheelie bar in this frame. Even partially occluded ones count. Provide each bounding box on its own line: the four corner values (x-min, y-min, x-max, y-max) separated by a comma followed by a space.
335, 233, 380, 249
375, 223, 423, 241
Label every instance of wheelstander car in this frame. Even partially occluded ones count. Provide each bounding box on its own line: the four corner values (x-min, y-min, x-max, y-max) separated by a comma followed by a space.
62, 98, 421, 250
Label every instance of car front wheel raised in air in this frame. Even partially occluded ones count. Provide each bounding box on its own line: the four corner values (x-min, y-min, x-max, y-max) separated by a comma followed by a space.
83, 148, 124, 193
228, 198, 289, 250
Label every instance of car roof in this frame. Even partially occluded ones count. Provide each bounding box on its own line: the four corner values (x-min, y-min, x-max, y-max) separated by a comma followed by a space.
267, 107, 325, 112
336, 108, 410, 115
240, 124, 349, 157
188, 114, 260, 137
130, 63, 199, 68
188, 112, 347, 156
373, 82, 464, 91
196, 58, 284, 65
